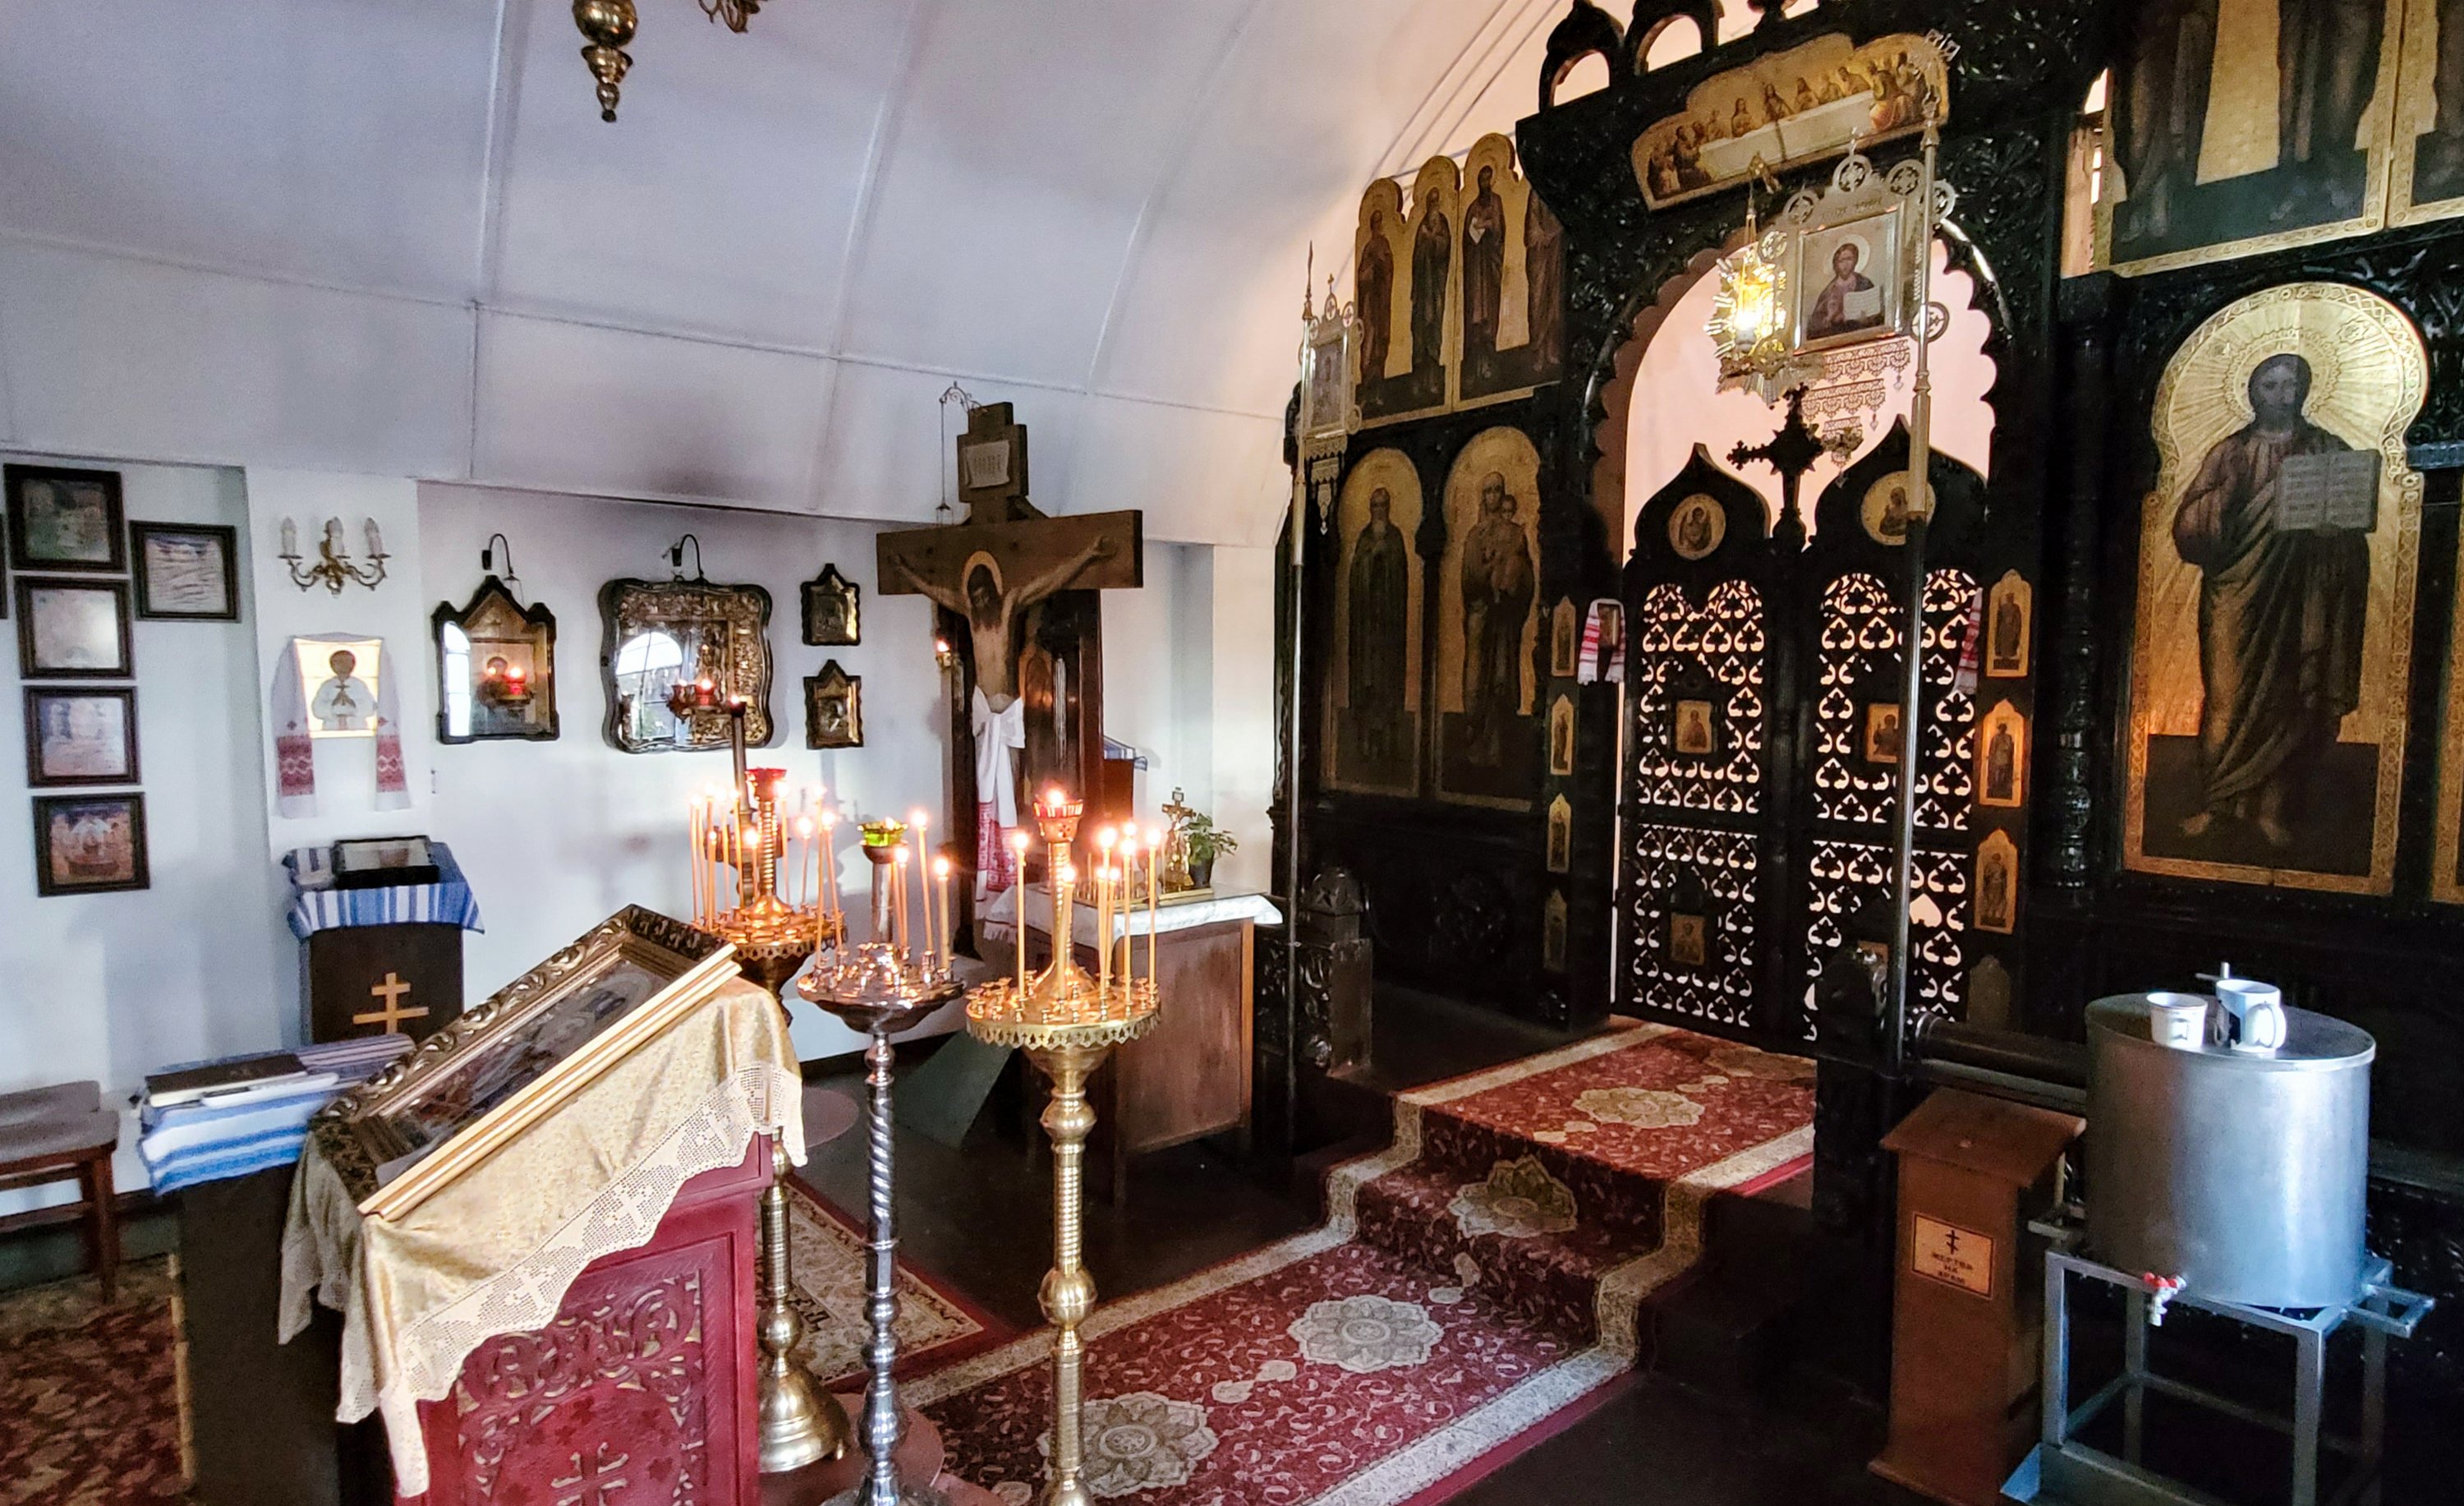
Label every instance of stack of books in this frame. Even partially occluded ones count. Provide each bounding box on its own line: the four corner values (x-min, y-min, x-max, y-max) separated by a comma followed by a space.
138, 1037, 411, 1194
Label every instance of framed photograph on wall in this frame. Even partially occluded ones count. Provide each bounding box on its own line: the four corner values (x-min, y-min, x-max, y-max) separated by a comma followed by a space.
16, 578, 133, 678
131, 522, 240, 620
32, 792, 149, 897
24, 687, 139, 788
6, 464, 126, 574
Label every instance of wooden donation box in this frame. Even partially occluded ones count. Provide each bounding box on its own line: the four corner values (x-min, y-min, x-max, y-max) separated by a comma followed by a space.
1872, 1088, 2083, 1506
280, 908, 802, 1506
990, 885, 1280, 1198
286, 841, 483, 1045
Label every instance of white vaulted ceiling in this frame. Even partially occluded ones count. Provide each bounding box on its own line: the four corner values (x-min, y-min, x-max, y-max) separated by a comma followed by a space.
0, 0, 1591, 545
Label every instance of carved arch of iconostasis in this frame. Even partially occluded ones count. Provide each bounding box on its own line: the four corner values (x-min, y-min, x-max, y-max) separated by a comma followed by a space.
1506, 0, 2100, 1050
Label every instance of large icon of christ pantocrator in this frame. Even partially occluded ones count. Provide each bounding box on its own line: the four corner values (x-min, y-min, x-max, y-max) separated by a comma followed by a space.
2169, 354, 2367, 849
2126, 282, 2426, 895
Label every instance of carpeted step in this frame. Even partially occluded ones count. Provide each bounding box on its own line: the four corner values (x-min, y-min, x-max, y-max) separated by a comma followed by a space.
1349, 1155, 1637, 1347
1322, 1025, 1820, 1358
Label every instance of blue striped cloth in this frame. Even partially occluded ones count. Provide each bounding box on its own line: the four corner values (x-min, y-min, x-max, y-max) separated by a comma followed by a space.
283, 841, 485, 939
138, 1037, 412, 1193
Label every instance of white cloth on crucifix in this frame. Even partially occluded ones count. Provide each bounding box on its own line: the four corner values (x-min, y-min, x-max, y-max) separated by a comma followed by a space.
973, 686, 1027, 897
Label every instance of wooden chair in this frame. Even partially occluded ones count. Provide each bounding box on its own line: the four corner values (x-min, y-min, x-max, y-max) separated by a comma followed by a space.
0, 1080, 123, 1301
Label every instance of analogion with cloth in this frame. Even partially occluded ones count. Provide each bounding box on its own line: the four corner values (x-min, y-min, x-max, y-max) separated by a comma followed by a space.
278, 910, 802, 1499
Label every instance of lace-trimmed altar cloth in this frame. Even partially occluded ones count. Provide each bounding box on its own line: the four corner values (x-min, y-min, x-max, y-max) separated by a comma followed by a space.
277, 975, 803, 1497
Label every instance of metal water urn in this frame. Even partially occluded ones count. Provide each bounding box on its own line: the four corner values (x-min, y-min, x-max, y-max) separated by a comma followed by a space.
2085, 988, 2374, 1309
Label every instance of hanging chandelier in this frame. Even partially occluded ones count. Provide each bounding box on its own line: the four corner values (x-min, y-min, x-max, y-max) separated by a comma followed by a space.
572, 0, 763, 123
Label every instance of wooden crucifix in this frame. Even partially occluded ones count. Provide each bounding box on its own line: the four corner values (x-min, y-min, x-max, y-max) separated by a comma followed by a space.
876, 403, 1143, 912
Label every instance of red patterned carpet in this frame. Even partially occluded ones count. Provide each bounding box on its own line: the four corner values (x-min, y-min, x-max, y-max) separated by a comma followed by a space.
0, 1257, 187, 1506
0, 1181, 995, 1505
911, 1023, 1815, 1504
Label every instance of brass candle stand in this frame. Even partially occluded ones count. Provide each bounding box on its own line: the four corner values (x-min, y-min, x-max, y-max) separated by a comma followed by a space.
797, 822, 964, 1506
677, 704, 857, 1475
702, 764, 845, 997
757, 1132, 853, 1473
962, 795, 1161, 1506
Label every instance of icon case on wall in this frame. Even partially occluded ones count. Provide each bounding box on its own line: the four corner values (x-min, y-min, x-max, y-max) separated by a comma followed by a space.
800, 563, 862, 647
806, 660, 862, 749
599, 577, 775, 754
434, 576, 559, 744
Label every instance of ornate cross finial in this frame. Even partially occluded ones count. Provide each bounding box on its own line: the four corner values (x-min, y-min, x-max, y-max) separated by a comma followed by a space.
1727, 386, 1827, 549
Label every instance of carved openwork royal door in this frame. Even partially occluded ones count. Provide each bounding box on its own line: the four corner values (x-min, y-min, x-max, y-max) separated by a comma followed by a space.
1617, 427, 2034, 1051
1618, 447, 1795, 1047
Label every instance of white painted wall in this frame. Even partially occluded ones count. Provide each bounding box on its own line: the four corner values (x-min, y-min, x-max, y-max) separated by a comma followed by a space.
0, 454, 288, 1212
1209, 546, 1277, 896
1, 458, 1269, 1206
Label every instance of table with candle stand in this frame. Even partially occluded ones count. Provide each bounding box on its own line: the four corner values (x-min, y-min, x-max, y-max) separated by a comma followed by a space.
976, 798, 1277, 1204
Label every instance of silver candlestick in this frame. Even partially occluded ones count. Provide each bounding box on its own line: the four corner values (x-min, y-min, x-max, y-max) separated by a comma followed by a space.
798, 822, 963, 1506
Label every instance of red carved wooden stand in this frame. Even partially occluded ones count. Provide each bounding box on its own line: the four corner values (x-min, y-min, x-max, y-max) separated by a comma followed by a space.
402, 1142, 768, 1506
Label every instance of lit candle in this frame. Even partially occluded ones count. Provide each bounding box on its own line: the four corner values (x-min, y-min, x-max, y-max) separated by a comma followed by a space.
1010, 829, 1032, 992
1054, 864, 1074, 985
911, 809, 933, 966
821, 809, 841, 930
1095, 827, 1118, 990
1095, 864, 1110, 992
893, 845, 913, 958
1119, 832, 1139, 986
933, 856, 953, 974
1146, 824, 1163, 988
688, 799, 704, 925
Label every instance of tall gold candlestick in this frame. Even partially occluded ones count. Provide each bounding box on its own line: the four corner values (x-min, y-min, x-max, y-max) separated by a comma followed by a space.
963, 794, 1156, 1506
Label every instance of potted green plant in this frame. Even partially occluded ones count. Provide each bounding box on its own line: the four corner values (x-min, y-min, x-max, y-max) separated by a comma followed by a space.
1179, 812, 1238, 890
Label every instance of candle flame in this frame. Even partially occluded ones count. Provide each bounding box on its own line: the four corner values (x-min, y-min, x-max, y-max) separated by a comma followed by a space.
1009, 830, 1031, 851
933, 856, 951, 877
794, 817, 815, 837
1096, 826, 1117, 850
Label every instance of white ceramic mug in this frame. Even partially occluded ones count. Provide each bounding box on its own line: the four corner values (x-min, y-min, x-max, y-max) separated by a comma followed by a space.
2145, 992, 2211, 1051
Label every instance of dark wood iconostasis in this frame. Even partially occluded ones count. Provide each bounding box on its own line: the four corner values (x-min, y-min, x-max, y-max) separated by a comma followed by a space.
1277, 0, 2464, 1405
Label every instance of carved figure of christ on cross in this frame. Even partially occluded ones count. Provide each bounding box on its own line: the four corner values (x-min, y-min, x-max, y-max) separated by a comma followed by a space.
877, 508, 1142, 897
